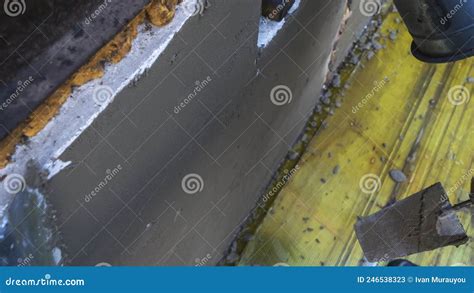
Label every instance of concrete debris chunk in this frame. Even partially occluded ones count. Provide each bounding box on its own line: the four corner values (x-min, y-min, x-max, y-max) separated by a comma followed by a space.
389, 169, 407, 183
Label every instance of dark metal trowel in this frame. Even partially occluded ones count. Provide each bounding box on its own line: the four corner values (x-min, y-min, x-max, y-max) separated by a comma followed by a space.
355, 179, 473, 262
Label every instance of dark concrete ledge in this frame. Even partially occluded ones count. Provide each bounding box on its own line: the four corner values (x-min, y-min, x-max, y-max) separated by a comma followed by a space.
0, 0, 150, 140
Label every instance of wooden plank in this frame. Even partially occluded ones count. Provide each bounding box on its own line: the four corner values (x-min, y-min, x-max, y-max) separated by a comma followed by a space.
239, 12, 474, 266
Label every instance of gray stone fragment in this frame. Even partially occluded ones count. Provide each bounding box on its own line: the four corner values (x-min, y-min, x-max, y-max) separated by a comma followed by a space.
389, 169, 407, 183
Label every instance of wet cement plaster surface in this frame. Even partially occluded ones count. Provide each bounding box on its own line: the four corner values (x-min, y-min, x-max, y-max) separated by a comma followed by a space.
37, 0, 361, 265
0, 0, 370, 265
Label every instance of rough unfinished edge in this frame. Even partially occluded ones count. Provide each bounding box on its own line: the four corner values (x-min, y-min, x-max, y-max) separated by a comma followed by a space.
257, 0, 302, 48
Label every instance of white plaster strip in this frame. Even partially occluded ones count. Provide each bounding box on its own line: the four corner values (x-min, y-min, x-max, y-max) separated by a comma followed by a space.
0, 0, 194, 214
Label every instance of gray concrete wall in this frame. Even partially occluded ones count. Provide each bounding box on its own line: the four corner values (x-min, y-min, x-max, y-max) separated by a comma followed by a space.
27, 0, 368, 265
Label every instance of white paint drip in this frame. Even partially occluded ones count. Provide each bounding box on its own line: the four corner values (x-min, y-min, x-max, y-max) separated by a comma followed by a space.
257, 0, 301, 48
0, 1, 194, 208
